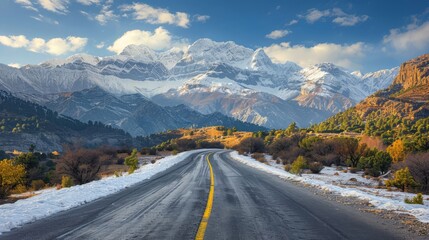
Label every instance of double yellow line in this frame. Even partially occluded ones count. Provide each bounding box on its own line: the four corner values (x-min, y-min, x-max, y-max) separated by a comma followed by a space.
195, 153, 215, 240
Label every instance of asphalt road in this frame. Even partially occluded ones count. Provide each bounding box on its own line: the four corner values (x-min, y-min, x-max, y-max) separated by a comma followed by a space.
0, 150, 407, 240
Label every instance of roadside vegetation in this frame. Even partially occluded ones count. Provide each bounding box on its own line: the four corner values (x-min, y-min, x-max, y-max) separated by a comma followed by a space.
233, 122, 429, 197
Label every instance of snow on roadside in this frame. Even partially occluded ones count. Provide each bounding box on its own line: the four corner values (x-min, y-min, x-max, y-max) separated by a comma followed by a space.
229, 151, 429, 223
0, 149, 207, 235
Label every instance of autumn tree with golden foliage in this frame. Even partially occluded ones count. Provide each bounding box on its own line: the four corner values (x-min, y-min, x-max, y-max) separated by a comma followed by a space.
0, 159, 26, 198
387, 139, 406, 163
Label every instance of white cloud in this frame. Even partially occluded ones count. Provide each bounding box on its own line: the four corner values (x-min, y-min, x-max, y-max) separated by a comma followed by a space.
77, 0, 100, 5
383, 21, 429, 53
38, 0, 69, 14
28, 38, 46, 52
286, 19, 298, 26
0, 35, 87, 55
121, 3, 190, 28
0, 35, 30, 48
266, 30, 290, 39
95, 4, 118, 25
302, 8, 368, 26
305, 9, 331, 23
264, 42, 367, 69
8, 63, 22, 69
15, 0, 38, 11
96, 42, 105, 49
31, 14, 59, 25
108, 27, 172, 54
195, 15, 210, 23
331, 8, 368, 26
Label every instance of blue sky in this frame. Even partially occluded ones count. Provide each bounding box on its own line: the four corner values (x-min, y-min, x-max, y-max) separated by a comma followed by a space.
0, 0, 429, 72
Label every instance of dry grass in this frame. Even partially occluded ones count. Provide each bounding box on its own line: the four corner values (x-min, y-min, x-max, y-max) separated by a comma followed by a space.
170, 126, 252, 149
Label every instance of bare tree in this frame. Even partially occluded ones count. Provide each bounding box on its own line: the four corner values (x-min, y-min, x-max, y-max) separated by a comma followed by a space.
56, 147, 101, 185
406, 153, 429, 192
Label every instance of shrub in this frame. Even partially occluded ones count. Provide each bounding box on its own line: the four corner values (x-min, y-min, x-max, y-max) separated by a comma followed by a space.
404, 193, 424, 205
385, 167, 417, 192
61, 175, 73, 188
359, 150, 392, 176
172, 150, 178, 155
284, 164, 292, 172
309, 162, 324, 174
116, 158, 124, 165
290, 156, 308, 175
31, 179, 45, 191
364, 168, 380, 177
236, 137, 265, 154
251, 153, 266, 163
56, 147, 101, 185
405, 153, 429, 192
0, 159, 26, 199
125, 149, 139, 174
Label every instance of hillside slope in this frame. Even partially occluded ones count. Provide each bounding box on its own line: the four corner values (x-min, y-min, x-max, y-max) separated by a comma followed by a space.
313, 53, 429, 149
0, 91, 133, 152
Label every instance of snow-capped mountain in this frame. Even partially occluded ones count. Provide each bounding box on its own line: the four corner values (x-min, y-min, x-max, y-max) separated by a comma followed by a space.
0, 38, 398, 131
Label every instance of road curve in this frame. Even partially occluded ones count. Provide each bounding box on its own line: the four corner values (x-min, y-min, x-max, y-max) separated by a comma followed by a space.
1, 150, 408, 239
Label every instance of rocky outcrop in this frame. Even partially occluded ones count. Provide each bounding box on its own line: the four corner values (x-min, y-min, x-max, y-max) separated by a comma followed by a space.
353, 53, 429, 121
393, 53, 429, 90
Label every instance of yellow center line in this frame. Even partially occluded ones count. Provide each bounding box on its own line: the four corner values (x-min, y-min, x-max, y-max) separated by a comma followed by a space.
195, 153, 215, 240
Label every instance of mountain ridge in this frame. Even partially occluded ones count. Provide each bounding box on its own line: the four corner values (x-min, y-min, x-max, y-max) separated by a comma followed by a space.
0, 38, 399, 130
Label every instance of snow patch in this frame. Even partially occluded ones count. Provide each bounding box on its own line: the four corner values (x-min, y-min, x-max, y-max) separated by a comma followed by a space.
229, 151, 429, 223
0, 149, 208, 235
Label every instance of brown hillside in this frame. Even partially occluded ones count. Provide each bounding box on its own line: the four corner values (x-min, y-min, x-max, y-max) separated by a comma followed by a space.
355, 53, 429, 120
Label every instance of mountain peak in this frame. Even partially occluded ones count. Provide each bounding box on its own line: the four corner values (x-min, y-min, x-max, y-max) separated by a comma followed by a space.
250, 48, 273, 71
120, 44, 158, 62
41, 53, 100, 68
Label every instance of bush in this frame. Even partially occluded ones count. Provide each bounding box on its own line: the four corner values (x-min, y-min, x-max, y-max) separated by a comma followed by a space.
31, 179, 45, 191
0, 159, 26, 199
236, 137, 265, 154
404, 193, 424, 205
116, 158, 124, 165
284, 164, 292, 172
61, 175, 73, 188
405, 153, 429, 192
358, 150, 392, 176
309, 162, 324, 174
125, 149, 139, 174
114, 171, 123, 177
56, 146, 102, 185
364, 168, 380, 177
290, 156, 308, 175
385, 167, 417, 192
251, 153, 266, 163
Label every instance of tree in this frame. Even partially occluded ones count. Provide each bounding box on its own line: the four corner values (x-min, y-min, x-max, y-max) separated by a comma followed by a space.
386, 167, 417, 192
235, 137, 265, 154
125, 149, 139, 174
56, 148, 101, 185
359, 150, 392, 176
406, 153, 429, 192
29, 144, 36, 153
334, 138, 367, 168
387, 139, 406, 163
285, 122, 298, 135
0, 159, 26, 198
290, 156, 308, 175
14, 153, 38, 171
